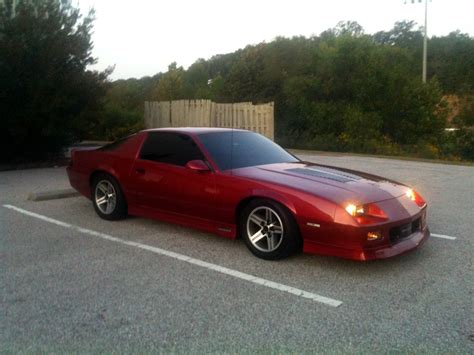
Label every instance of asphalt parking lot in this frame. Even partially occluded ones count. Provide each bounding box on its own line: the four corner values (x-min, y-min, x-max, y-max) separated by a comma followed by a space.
1, 153, 473, 353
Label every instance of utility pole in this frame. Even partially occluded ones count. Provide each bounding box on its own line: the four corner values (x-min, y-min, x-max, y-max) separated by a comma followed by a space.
422, 0, 428, 83
406, 0, 430, 83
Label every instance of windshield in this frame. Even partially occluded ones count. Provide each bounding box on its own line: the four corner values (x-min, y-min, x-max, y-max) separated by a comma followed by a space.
197, 131, 299, 170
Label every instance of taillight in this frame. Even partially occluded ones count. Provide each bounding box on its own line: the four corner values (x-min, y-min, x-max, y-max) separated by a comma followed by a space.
345, 202, 388, 225
405, 189, 426, 208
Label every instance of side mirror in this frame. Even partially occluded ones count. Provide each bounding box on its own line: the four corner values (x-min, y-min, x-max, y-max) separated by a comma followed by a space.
185, 160, 211, 172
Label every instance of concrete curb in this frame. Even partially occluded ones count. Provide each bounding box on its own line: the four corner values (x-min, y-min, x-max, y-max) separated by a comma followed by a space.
27, 188, 80, 202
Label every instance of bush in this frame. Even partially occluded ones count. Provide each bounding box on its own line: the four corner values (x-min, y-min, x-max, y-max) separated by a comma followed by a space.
89, 105, 144, 141
438, 129, 474, 161
455, 129, 474, 160
413, 141, 441, 159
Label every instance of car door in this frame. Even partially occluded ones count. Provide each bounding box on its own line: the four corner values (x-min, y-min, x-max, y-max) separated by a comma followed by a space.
131, 132, 217, 222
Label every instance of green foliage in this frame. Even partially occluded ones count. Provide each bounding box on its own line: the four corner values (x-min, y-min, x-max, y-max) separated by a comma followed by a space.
106, 77, 155, 112
272, 32, 448, 157
456, 94, 474, 127
85, 20, 474, 162
429, 31, 474, 93
439, 129, 474, 161
81, 78, 148, 141
323, 20, 365, 38
149, 62, 185, 101
373, 20, 424, 48
456, 129, 474, 160
0, 0, 110, 162
90, 103, 143, 141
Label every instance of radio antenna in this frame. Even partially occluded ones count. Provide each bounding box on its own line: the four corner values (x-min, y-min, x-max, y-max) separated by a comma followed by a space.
230, 103, 234, 175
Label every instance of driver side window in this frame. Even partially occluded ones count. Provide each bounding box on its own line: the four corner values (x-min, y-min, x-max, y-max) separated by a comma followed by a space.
139, 132, 204, 166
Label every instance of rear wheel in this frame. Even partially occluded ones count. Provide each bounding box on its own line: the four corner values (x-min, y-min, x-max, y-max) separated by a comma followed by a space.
92, 174, 127, 220
240, 199, 300, 260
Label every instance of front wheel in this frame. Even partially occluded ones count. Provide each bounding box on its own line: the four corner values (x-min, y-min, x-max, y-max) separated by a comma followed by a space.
240, 199, 300, 260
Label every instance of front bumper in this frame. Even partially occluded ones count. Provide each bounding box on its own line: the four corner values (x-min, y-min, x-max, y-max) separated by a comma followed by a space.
302, 207, 430, 261
303, 227, 430, 261
356, 227, 430, 260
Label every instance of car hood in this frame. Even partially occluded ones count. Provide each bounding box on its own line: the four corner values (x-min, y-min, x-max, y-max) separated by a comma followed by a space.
232, 162, 408, 205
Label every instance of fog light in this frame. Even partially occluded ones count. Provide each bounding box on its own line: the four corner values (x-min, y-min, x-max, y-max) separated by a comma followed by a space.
367, 231, 382, 241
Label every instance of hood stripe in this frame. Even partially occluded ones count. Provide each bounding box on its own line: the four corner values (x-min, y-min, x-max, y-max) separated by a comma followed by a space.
284, 167, 360, 183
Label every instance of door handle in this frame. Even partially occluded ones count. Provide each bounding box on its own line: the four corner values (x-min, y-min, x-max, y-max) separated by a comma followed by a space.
135, 168, 145, 174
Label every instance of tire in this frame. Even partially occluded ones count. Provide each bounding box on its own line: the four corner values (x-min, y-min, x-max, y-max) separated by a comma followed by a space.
91, 173, 127, 221
239, 199, 300, 260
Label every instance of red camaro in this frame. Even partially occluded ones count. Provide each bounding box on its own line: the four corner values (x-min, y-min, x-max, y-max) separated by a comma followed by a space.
67, 128, 429, 261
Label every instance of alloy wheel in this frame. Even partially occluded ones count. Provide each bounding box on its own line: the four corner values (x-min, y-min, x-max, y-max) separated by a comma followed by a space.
246, 206, 284, 252
95, 180, 117, 215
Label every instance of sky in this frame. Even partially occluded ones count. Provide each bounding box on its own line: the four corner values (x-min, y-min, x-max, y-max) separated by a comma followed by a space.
76, 0, 474, 80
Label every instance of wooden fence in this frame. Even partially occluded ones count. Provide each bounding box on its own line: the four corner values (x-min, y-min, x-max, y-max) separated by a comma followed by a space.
144, 100, 274, 140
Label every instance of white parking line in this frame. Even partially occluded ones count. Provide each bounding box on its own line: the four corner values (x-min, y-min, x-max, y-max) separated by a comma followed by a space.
431, 233, 457, 240
3, 204, 343, 308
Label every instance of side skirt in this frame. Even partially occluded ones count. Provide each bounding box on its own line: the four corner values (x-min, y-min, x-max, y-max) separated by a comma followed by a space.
128, 204, 236, 239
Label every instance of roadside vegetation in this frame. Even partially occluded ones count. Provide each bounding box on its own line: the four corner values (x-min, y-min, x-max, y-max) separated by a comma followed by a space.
1, 0, 473, 164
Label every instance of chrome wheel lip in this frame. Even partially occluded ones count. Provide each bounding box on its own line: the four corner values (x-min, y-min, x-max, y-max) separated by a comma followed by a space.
95, 180, 117, 215
246, 206, 284, 253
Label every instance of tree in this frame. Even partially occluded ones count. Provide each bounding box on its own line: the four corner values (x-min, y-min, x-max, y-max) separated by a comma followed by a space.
429, 31, 474, 93
149, 62, 185, 101
321, 21, 365, 39
373, 20, 423, 48
0, 0, 110, 162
